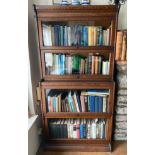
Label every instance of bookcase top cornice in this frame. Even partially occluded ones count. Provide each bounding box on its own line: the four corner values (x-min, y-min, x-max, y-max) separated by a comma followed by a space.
34, 5, 119, 14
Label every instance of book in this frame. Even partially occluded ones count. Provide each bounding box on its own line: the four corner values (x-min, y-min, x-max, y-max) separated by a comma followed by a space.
98, 96, 103, 112
121, 31, 127, 61
103, 96, 107, 112
80, 95, 85, 112
90, 96, 95, 112
95, 96, 99, 112
42, 24, 52, 46
83, 26, 88, 46
115, 31, 123, 60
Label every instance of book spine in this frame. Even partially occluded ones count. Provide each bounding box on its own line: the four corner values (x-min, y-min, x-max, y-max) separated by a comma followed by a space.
47, 96, 51, 112
83, 124, 86, 138
80, 124, 84, 139
115, 31, 123, 60
88, 55, 92, 74
121, 31, 127, 61
98, 56, 102, 74
80, 95, 85, 112
90, 96, 95, 112
91, 122, 96, 139
68, 27, 71, 46
87, 96, 90, 112
98, 96, 103, 112
73, 124, 77, 139
84, 96, 88, 112
87, 123, 91, 139
76, 123, 80, 139
83, 26, 88, 46
88, 26, 92, 46
103, 96, 107, 112
91, 56, 95, 75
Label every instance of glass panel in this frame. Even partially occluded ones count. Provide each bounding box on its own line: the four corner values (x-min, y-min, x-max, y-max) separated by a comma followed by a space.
45, 89, 109, 113
42, 20, 112, 47
45, 53, 110, 75
48, 118, 106, 139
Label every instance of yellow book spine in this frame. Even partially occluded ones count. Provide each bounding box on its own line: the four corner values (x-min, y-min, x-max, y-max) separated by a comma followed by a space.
88, 26, 92, 46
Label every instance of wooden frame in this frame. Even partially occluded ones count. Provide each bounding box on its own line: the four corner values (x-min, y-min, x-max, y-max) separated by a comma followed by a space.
34, 5, 119, 152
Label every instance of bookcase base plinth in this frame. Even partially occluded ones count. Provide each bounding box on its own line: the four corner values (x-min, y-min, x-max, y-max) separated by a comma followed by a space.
43, 143, 112, 152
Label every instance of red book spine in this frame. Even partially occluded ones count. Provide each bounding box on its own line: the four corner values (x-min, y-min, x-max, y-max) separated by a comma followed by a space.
76, 124, 80, 139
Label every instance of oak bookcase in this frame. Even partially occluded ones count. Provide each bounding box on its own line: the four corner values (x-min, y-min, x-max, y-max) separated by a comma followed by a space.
34, 5, 119, 152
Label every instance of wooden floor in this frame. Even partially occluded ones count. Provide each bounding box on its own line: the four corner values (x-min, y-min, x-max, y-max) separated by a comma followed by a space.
37, 141, 127, 155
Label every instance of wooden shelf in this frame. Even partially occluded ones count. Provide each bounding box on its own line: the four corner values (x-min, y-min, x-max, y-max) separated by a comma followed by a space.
44, 112, 112, 118
43, 74, 113, 81
43, 142, 111, 152
40, 46, 114, 51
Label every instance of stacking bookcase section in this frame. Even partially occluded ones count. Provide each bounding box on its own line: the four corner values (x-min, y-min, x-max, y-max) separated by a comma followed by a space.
49, 118, 106, 140
42, 23, 112, 47
41, 49, 114, 81
41, 82, 115, 116
35, 5, 118, 81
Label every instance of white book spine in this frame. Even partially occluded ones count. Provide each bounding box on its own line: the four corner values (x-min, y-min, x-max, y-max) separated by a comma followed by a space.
45, 53, 53, 67
103, 96, 107, 112
68, 27, 71, 46
91, 122, 96, 139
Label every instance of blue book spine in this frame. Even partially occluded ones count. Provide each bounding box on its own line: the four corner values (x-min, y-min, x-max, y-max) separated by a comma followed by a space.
95, 96, 99, 112
80, 124, 84, 139
53, 97, 56, 112
61, 54, 65, 75
83, 124, 86, 138
99, 96, 103, 112
99, 27, 103, 46
87, 96, 90, 112
58, 54, 61, 75
83, 26, 88, 46
90, 96, 95, 112
68, 94, 74, 112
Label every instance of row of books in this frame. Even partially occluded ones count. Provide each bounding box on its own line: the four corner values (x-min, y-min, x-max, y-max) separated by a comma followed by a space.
42, 24, 111, 46
47, 90, 109, 112
45, 53, 110, 75
49, 118, 106, 139
115, 30, 127, 61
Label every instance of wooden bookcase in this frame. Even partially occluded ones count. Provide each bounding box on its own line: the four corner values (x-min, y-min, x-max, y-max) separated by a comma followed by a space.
35, 5, 119, 152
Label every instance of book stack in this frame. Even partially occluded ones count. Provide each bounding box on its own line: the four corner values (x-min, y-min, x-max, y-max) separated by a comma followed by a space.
49, 118, 106, 139
45, 53, 110, 75
42, 24, 111, 46
47, 90, 109, 112
115, 30, 127, 61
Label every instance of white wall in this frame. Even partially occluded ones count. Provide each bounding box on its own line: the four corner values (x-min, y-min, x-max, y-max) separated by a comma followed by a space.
28, 0, 42, 154
33, 0, 127, 29
28, 119, 40, 155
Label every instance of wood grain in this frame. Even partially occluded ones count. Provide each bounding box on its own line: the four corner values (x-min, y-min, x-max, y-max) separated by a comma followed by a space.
37, 141, 127, 155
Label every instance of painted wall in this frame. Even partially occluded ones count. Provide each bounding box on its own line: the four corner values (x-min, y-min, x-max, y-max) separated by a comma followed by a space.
33, 0, 127, 29
28, 0, 42, 154
28, 118, 40, 155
